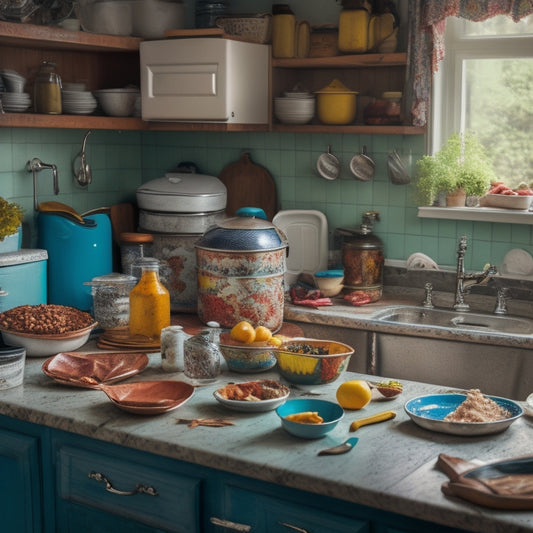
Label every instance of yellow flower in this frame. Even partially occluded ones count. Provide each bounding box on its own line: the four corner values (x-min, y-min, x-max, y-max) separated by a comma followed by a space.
0, 197, 24, 241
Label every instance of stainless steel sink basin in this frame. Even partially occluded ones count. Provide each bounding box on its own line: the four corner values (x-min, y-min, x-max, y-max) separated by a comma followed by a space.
372, 305, 533, 335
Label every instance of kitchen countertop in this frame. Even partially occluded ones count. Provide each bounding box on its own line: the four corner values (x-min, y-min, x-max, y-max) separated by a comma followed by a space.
284, 286, 533, 349
1, 350, 532, 533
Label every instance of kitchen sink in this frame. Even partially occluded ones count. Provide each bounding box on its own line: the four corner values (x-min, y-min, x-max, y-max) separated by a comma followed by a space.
371, 305, 533, 335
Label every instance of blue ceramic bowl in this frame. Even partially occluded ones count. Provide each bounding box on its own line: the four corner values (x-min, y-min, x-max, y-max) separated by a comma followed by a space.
276, 398, 344, 439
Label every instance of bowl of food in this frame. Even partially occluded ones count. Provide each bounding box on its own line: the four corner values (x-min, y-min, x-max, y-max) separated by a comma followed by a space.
274, 338, 354, 385
276, 398, 344, 439
93, 88, 139, 117
214, 379, 290, 412
313, 269, 344, 297
0, 304, 96, 357
404, 389, 523, 436
218, 332, 278, 373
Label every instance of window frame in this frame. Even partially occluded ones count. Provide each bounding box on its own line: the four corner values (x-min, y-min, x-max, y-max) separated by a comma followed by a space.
430, 16, 533, 155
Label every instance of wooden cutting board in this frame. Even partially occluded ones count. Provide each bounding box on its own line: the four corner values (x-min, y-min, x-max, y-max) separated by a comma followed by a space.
218, 153, 278, 221
437, 453, 533, 510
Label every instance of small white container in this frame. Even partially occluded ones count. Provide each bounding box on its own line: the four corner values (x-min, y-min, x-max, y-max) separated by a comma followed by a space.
0, 345, 26, 389
131, 0, 185, 39
160, 325, 186, 372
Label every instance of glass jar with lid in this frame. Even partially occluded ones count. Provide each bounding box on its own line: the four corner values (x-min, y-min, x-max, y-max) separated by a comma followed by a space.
34, 60, 62, 114
183, 330, 221, 383
128, 258, 170, 340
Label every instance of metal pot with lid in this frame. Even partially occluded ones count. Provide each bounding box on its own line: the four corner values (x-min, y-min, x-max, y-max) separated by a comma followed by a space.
136, 171, 227, 313
195, 207, 288, 331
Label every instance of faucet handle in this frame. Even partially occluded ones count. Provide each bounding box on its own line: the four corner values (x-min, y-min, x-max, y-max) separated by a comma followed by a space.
422, 282, 434, 308
493, 287, 509, 315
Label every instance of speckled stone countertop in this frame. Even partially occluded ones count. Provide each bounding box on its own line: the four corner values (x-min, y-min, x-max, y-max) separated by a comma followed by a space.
1, 352, 532, 533
284, 285, 533, 349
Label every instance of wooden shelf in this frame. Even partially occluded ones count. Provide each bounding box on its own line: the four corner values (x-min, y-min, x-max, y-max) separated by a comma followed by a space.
0, 21, 140, 52
418, 206, 533, 225
272, 52, 407, 69
272, 123, 424, 135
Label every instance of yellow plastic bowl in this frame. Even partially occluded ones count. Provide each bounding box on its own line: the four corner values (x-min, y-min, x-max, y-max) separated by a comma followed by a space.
315, 92, 357, 125
275, 338, 354, 385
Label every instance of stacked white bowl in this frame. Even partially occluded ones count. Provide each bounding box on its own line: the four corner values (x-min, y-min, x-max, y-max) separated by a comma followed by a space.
93, 88, 140, 117
62, 89, 98, 115
274, 90, 315, 125
0, 69, 30, 112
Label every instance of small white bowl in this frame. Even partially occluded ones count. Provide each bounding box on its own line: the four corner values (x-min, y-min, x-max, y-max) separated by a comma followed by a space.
93, 88, 139, 117
313, 269, 344, 297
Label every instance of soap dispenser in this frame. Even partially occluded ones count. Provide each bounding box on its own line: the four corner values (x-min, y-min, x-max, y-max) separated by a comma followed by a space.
338, 211, 384, 302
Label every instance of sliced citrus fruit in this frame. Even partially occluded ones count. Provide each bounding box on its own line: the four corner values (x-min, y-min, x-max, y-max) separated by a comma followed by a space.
336, 380, 372, 410
254, 325, 272, 342
230, 321, 256, 344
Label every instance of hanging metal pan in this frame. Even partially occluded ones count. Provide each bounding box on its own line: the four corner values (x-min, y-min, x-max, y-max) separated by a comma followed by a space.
317, 145, 340, 181
350, 145, 375, 181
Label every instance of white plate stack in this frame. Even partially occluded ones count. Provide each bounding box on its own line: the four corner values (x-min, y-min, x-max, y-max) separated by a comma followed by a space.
0, 92, 31, 112
62, 90, 97, 115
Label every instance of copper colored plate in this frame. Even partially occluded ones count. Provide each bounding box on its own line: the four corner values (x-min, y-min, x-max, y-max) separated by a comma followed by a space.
98, 328, 160, 350
99, 380, 195, 415
42, 352, 149, 388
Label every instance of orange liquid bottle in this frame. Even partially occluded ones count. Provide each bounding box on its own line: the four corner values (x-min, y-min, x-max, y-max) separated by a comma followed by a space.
129, 258, 170, 340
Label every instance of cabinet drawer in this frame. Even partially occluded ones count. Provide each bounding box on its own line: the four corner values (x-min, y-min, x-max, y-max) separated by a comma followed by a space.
221, 485, 370, 533
57, 445, 203, 532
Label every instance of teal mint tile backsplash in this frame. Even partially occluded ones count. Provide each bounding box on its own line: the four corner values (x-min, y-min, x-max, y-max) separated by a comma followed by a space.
1, 127, 531, 271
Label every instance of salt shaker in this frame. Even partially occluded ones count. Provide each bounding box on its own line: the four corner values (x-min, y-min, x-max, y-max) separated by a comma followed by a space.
160, 325, 186, 372
183, 331, 221, 384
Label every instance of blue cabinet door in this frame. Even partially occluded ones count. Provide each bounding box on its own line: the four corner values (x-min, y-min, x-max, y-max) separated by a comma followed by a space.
0, 428, 43, 533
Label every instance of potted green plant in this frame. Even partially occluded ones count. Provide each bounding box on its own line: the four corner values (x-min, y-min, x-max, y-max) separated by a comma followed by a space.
0, 197, 24, 253
413, 131, 497, 207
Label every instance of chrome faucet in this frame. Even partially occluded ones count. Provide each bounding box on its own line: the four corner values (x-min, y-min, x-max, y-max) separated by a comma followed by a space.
454, 235, 498, 312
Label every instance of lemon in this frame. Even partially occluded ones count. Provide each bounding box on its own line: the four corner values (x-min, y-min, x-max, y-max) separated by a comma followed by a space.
230, 321, 256, 344
268, 335, 283, 347
336, 380, 372, 410
254, 325, 272, 342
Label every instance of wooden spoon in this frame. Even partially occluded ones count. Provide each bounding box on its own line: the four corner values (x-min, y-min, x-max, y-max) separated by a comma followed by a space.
38, 201, 85, 224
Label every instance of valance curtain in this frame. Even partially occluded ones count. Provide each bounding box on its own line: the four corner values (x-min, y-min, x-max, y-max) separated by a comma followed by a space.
404, 0, 533, 127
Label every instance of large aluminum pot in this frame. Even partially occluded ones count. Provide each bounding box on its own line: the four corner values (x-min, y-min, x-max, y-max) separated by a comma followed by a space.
195, 208, 288, 331
139, 208, 225, 234
136, 172, 227, 213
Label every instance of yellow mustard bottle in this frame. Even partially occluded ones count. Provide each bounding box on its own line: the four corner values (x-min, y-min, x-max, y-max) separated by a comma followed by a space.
338, 3, 370, 54
129, 258, 170, 341
272, 4, 296, 58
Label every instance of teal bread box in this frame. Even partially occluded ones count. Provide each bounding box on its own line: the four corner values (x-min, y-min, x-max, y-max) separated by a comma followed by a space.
0, 249, 48, 312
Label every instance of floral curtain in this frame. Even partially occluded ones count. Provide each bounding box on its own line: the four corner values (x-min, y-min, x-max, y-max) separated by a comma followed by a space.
404, 0, 533, 127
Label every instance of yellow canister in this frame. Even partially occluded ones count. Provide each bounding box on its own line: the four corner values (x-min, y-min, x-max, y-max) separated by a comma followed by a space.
315, 78, 358, 125
272, 4, 296, 58
338, 7, 370, 54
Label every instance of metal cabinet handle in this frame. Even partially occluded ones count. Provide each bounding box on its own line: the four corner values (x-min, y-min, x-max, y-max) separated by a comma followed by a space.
210, 517, 252, 532
279, 523, 309, 533
88, 471, 158, 497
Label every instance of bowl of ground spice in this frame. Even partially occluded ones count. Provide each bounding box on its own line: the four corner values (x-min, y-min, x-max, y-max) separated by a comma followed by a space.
404, 389, 523, 436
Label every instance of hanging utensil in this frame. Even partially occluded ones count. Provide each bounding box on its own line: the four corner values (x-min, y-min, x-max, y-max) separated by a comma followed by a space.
318, 437, 359, 456
349, 145, 375, 181
316, 145, 340, 181
387, 149, 411, 185
73, 130, 92, 187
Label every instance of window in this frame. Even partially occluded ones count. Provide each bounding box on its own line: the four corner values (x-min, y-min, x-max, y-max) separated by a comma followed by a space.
431, 15, 533, 187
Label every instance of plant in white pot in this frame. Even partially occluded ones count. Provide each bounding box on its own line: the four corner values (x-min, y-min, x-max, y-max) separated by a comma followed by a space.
0, 197, 24, 253
413, 131, 497, 207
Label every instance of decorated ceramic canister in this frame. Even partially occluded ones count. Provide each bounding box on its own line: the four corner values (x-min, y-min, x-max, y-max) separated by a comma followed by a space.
195, 208, 288, 331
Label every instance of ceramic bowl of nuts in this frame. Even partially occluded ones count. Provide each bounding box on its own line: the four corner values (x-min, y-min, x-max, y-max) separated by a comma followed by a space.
0, 304, 97, 357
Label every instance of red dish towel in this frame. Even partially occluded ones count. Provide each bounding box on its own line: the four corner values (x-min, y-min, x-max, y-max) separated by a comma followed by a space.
290, 286, 332, 308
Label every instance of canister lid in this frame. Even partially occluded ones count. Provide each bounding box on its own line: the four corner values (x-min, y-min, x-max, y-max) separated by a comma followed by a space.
0, 344, 25, 363
315, 78, 358, 94
137, 173, 226, 199
119, 232, 154, 244
0, 249, 48, 267
84, 272, 137, 286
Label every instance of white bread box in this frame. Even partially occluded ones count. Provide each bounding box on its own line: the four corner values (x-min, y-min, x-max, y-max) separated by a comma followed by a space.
140, 38, 269, 123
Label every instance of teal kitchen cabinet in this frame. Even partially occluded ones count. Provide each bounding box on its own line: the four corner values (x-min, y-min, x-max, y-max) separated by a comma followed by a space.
0, 417, 54, 533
